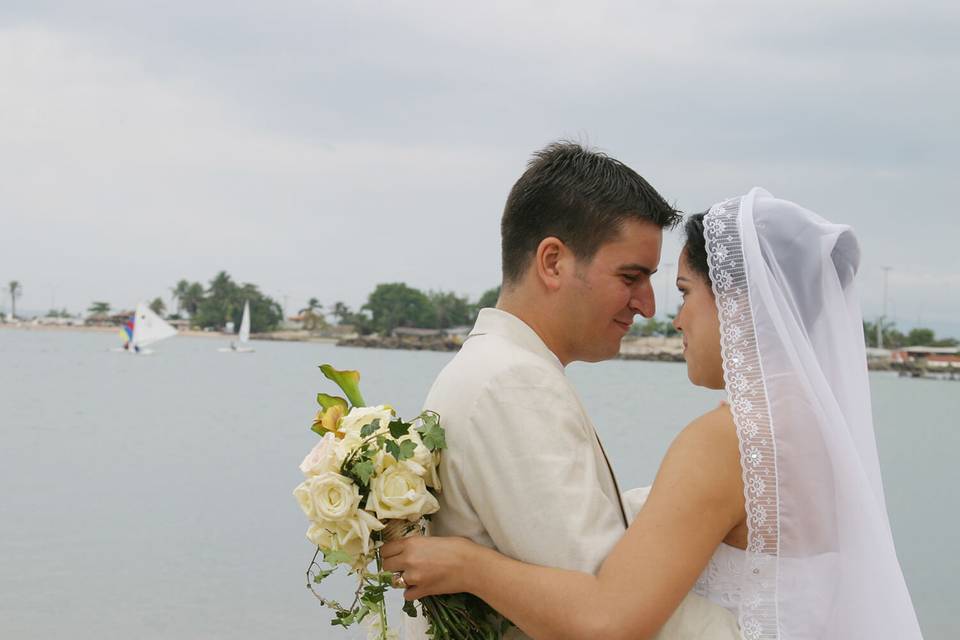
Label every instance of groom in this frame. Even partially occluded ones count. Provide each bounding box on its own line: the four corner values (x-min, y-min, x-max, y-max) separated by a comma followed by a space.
426, 141, 672, 560
407, 142, 683, 638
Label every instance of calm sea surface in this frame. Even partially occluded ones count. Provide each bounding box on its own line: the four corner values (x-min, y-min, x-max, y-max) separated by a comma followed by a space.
0, 328, 955, 639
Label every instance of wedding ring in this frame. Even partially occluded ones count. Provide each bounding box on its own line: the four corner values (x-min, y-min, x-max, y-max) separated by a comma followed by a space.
392, 571, 407, 589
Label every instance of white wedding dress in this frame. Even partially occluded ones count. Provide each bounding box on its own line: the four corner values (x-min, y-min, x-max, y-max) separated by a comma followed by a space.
623, 487, 745, 640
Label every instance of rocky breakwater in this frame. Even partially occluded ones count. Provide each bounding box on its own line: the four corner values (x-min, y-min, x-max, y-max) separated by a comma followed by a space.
337, 334, 463, 352
618, 336, 685, 362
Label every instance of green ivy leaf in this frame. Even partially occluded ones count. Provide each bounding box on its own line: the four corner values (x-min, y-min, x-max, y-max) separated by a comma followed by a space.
402, 600, 418, 618
388, 419, 410, 439
360, 419, 380, 438
418, 418, 447, 451
397, 439, 417, 461
322, 549, 353, 566
352, 460, 375, 486
385, 439, 401, 459
361, 584, 387, 605
312, 568, 334, 583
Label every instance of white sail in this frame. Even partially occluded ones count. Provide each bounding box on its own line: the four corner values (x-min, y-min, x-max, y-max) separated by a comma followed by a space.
131, 302, 178, 348
238, 301, 251, 344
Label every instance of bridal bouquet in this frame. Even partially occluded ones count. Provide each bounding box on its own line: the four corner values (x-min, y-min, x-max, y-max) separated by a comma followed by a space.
294, 365, 508, 640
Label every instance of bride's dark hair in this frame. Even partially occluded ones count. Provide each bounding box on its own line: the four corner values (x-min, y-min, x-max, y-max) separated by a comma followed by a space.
683, 212, 711, 283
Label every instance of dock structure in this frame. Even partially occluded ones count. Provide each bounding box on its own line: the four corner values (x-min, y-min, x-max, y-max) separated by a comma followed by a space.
892, 346, 960, 380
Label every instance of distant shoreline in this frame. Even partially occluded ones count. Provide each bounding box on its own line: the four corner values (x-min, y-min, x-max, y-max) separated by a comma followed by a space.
0, 322, 341, 344
0, 323, 948, 374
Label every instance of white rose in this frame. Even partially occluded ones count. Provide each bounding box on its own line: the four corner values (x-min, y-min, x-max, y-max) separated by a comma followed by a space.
306, 509, 384, 562
339, 405, 395, 437
293, 471, 360, 523
402, 429, 433, 470
299, 432, 346, 476
394, 430, 441, 491
366, 460, 440, 521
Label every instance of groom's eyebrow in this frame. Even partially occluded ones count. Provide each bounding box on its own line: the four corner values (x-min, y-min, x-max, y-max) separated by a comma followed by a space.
618, 263, 656, 276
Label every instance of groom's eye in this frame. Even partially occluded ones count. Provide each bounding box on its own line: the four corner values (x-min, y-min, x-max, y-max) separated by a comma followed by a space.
621, 274, 639, 285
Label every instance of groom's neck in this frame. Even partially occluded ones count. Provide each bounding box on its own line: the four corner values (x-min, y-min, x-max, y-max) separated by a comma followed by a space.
497, 296, 572, 367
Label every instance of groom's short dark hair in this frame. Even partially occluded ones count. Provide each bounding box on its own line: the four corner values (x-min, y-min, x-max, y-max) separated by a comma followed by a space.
500, 141, 680, 285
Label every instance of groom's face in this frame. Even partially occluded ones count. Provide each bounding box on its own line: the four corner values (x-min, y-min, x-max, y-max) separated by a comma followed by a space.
561, 218, 662, 362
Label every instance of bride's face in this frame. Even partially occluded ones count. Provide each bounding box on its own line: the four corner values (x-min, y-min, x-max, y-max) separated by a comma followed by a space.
673, 248, 724, 389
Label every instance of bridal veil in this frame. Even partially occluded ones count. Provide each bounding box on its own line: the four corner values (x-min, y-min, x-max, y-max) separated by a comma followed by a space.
703, 188, 923, 639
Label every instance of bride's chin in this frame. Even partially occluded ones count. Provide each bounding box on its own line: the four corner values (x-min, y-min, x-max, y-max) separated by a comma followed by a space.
685, 364, 723, 390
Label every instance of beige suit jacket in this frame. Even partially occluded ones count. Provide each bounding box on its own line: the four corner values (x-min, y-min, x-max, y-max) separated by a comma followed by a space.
405, 309, 739, 639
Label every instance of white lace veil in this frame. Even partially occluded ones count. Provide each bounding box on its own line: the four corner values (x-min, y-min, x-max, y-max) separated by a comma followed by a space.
704, 188, 923, 639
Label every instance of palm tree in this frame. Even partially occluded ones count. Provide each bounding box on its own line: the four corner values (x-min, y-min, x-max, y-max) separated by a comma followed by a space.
170, 279, 190, 315
180, 282, 205, 317
300, 297, 325, 332
149, 297, 166, 316
88, 301, 111, 316
8, 281, 22, 319
331, 301, 351, 325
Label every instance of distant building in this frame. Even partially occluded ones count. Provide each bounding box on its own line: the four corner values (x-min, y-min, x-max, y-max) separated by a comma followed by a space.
892, 346, 960, 369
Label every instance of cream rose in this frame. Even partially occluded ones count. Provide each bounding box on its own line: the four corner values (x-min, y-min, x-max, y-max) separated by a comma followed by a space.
339, 405, 395, 438
306, 509, 385, 562
395, 430, 441, 490
299, 432, 346, 476
366, 460, 440, 521
293, 471, 360, 523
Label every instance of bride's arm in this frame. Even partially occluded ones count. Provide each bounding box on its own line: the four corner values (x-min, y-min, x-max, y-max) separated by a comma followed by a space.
382, 406, 744, 640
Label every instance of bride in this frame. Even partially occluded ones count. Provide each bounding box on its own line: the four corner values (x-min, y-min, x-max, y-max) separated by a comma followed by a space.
383, 188, 924, 639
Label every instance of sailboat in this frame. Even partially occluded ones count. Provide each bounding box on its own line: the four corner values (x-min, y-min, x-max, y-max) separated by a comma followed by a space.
115, 302, 178, 355
219, 301, 255, 353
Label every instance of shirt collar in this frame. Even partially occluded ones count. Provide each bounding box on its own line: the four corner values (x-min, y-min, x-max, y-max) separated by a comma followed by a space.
468, 308, 564, 371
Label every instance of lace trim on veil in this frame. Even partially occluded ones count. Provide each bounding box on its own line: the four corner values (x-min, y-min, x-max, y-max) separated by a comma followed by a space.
702, 195, 781, 639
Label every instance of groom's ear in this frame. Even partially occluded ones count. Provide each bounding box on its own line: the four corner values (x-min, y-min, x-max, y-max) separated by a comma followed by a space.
535, 236, 567, 292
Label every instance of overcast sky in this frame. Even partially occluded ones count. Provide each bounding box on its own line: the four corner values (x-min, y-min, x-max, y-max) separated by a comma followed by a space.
2, 0, 958, 336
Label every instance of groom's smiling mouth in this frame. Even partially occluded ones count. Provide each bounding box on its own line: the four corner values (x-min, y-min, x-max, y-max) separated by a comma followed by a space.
614, 319, 632, 332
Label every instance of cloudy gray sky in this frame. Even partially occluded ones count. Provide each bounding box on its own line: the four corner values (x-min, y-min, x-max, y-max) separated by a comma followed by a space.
2, 0, 958, 336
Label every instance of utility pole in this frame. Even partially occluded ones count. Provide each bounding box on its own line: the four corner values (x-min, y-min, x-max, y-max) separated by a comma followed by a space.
877, 266, 892, 348
661, 263, 675, 322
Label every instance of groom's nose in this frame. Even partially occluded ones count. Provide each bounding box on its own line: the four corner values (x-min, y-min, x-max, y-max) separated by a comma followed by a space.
630, 282, 656, 318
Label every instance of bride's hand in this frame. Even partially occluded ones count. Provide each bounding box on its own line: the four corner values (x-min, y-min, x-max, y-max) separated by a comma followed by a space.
381, 536, 479, 601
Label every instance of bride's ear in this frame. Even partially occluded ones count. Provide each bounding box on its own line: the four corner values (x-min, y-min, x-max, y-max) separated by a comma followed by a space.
534, 237, 566, 291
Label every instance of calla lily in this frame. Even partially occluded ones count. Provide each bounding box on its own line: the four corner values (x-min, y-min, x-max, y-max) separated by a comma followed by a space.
319, 364, 366, 407
312, 394, 349, 436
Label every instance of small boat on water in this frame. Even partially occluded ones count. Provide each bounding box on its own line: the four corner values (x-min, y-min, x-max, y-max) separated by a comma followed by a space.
113, 302, 178, 355
218, 301, 255, 353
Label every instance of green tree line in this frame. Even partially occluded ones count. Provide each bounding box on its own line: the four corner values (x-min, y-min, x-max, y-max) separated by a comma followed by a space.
169, 272, 284, 333
863, 320, 958, 349
328, 283, 501, 335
